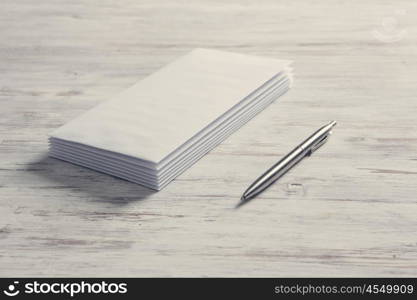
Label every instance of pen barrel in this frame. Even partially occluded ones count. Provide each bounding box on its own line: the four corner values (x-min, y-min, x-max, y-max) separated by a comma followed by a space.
261, 146, 306, 183
243, 146, 306, 199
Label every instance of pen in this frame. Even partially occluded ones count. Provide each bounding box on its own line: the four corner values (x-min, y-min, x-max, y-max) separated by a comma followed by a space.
237, 120, 337, 207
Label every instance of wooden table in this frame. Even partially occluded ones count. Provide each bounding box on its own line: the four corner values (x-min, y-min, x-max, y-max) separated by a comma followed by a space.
1, 0, 416, 277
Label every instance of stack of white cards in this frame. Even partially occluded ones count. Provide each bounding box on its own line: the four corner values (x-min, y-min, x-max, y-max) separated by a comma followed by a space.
49, 48, 293, 190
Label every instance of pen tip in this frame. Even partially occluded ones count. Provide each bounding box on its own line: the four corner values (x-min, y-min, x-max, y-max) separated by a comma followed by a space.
235, 196, 247, 208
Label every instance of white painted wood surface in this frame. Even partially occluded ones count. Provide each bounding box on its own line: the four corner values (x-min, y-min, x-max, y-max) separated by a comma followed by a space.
1, 0, 416, 277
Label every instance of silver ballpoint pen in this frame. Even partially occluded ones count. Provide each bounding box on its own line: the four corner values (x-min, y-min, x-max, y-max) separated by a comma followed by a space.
237, 121, 337, 207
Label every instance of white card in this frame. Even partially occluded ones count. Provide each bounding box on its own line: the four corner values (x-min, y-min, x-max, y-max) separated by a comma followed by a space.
51, 48, 292, 165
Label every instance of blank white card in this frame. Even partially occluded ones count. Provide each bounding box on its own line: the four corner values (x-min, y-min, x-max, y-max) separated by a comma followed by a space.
50, 48, 293, 189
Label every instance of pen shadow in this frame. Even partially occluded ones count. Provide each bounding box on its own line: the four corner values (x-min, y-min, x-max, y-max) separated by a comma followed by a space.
28, 155, 157, 206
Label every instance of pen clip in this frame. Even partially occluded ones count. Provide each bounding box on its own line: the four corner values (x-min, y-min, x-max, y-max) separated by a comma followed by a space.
307, 133, 330, 156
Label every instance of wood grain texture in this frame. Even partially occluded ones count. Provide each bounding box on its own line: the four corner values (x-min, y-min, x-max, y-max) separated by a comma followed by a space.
1, 0, 417, 277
